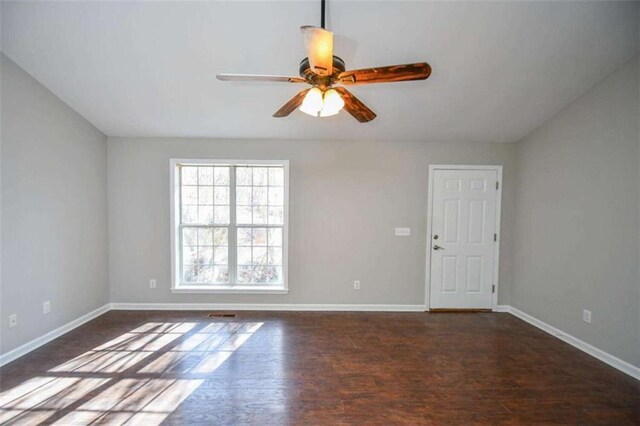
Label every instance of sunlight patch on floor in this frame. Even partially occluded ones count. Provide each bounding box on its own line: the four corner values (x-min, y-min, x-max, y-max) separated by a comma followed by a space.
0, 377, 109, 424
53, 379, 203, 425
50, 322, 198, 374
0, 321, 263, 425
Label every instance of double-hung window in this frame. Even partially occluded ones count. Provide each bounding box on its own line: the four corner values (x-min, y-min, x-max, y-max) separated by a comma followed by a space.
170, 159, 288, 293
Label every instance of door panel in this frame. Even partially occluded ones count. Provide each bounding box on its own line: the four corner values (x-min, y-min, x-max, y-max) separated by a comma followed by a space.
429, 169, 498, 309
443, 200, 460, 243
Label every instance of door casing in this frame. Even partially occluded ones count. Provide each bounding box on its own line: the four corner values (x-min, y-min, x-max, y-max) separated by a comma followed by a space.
425, 165, 503, 311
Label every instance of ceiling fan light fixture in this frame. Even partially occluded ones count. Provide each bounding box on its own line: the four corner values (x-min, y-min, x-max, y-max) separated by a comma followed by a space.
299, 87, 324, 116
319, 88, 344, 117
219, 0, 431, 123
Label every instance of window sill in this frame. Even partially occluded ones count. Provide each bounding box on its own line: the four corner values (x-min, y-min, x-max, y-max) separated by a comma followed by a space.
171, 286, 289, 295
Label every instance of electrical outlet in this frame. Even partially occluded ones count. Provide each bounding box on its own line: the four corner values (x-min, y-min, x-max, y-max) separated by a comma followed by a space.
149, 279, 157, 289
9, 314, 17, 328
583, 309, 592, 324
43, 301, 51, 315
354, 280, 361, 290
395, 227, 411, 236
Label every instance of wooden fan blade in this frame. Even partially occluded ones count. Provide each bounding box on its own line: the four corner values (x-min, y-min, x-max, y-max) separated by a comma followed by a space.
334, 87, 376, 123
300, 26, 334, 76
337, 63, 431, 85
217, 74, 306, 83
273, 89, 311, 118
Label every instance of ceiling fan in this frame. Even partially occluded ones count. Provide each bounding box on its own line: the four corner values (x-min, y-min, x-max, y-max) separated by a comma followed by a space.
216, 0, 432, 123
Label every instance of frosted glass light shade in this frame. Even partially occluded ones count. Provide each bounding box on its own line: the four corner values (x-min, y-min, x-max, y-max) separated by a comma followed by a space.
300, 26, 334, 76
319, 89, 345, 117
299, 87, 323, 116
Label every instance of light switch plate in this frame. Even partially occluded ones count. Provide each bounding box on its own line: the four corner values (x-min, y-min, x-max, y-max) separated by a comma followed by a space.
395, 227, 411, 236
9, 314, 17, 328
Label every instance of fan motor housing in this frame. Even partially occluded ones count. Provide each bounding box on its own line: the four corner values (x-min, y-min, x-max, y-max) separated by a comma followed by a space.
299, 56, 345, 87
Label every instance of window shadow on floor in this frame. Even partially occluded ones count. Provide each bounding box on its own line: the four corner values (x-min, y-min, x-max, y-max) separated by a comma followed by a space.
0, 321, 263, 425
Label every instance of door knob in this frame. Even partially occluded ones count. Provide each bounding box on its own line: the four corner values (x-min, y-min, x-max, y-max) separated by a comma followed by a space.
433, 245, 444, 250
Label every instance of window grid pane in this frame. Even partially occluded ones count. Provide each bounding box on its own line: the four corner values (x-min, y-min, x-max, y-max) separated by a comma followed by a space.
235, 166, 285, 226
236, 226, 283, 285
181, 226, 229, 284
180, 166, 230, 226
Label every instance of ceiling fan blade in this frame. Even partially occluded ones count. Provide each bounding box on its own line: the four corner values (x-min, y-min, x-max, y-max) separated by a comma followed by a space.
334, 87, 376, 123
217, 74, 306, 83
300, 26, 334, 76
273, 89, 311, 118
337, 63, 432, 85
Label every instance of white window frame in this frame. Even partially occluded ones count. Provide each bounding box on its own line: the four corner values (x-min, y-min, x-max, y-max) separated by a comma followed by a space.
170, 158, 289, 294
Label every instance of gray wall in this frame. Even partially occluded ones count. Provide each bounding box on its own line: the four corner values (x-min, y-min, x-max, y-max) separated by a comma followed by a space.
1, 55, 109, 354
108, 138, 516, 306
2, 49, 637, 372
512, 56, 640, 367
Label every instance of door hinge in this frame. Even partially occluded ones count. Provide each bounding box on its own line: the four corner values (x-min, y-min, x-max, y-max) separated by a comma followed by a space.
492, 285, 495, 293
494, 233, 497, 242
496, 181, 499, 190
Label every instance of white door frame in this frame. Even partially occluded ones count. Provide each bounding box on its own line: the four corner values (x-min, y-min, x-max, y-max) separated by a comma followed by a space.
425, 165, 503, 311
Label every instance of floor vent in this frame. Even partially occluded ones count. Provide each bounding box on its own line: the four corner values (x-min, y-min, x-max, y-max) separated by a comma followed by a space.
207, 313, 237, 318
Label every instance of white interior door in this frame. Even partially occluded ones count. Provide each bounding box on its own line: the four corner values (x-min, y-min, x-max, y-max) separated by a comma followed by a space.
429, 168, 499, 309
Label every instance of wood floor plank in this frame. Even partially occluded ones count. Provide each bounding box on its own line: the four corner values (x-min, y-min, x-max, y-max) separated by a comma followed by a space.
0, 311, 637, 425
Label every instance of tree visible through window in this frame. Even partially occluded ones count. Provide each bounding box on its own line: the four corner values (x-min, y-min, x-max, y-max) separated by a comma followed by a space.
171, 160, 288, 292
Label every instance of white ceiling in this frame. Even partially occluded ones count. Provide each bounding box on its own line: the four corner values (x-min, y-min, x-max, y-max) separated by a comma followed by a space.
2, 1, 638, 142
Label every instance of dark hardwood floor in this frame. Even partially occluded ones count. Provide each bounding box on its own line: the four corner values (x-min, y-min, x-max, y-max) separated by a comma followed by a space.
0, 311, 638, 425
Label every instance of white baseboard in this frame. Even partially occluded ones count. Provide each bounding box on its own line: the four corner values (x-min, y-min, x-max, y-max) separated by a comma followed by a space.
110, 303, 427, 312
0, 303, 111, 367
504, 305, 640, 381
495, 305, 510, 312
